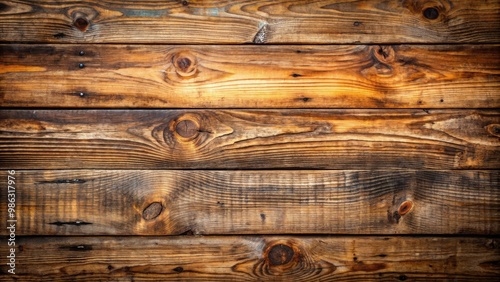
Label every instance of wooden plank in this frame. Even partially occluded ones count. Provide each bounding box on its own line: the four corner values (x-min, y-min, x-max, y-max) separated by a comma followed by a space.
1, 0, 499, 44
1, 110, 499, 169
0, 170, 498, 235
0, 236, 498, 281
1, 44, 499, 108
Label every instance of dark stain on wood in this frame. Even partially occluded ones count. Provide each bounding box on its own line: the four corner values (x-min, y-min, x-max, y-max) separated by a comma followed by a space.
351, 261, 387, 272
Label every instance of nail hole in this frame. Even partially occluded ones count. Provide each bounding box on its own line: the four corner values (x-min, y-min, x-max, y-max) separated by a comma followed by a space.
423, 7, 439, 20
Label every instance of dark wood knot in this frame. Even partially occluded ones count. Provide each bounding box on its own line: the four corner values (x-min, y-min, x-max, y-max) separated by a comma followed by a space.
268, 244, 294, 266
423, 7, 439, 19
373, 45, 396, 63
74, 17, 89, 32
175, 119, 199, 139
173, 52, 198, 77
402, 0, 448, 22
485, 124, 500, 138
143, 202, 163, 220
398, 200, 414, 216
71, 11, 90, 32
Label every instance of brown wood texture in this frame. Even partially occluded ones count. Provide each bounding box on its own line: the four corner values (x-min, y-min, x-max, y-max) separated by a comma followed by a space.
0, 236, 498, 281
1, 0, 499, 44
1, 110, 498, 169
0, 170, 498, 235
1, 44, 499, 108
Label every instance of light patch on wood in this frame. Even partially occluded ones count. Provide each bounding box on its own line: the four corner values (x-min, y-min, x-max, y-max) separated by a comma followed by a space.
0, 65, 46, 74
253, 23, 269, 44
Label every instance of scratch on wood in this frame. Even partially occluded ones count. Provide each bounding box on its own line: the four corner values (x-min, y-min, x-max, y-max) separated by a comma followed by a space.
253, 23, 269, 44
38, 179, 86, 184
60, 245, 93, 251
49, 220, 92, 226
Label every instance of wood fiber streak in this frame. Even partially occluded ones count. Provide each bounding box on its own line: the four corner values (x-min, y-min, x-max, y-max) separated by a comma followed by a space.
0, 110, 498, 169
0, 44, 499, 108
0, 170, 498, 235
0, 236, 498, 281
0, 0, 499, 44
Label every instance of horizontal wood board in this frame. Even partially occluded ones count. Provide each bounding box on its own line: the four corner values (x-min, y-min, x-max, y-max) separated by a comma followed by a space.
1, 44, 499, 108
0, 170, 498, 235
0, 109, 498, 169
0, 236, 499, 281
1, 0, 499, 44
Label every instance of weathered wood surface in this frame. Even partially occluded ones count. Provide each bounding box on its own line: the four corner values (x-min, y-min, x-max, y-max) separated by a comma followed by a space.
0, 170, 498, 235
1, 0, 499, 44
0, 236, 498, 281
1, 44, 499, 108
1, 110, 498, 169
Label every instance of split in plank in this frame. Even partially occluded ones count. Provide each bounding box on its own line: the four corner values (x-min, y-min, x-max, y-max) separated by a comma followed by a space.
0, 170, 498, 236
0, 110, 499, 169
0, 236, 498, 281
1, 44, 499, 108
0, 0, 499, 44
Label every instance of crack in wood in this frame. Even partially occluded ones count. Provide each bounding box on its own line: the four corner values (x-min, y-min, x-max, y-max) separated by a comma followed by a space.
49, 220, 92, 226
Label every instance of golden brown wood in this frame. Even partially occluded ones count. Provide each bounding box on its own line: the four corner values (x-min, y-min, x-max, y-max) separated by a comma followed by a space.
1, 110, 498, 169
0, 236, 498, 281
1, 0, 499, 44
0, 170, 498, 236
1, 44, 499, 108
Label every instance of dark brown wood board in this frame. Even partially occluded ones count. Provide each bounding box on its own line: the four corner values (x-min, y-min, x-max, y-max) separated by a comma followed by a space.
0, 236, 498, 281
1, 0, 499, 44
1, 0, 500, 280
1, 109, 498, 169
1, 44, 499, 108
0, 170, 498, 236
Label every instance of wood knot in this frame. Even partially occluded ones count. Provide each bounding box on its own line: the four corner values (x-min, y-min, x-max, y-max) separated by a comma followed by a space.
485, 124, 500, 138
373, 45, 396, 63
175, 119, 199, 139
142, 202, 163, 220
268, 244, 294, 266
423, 7, 439, 19
73, 16, 89, 32
398, 200, 414, 216
402, 0, 448, 22
70, 10, 93, 32
173, 52, 198, 77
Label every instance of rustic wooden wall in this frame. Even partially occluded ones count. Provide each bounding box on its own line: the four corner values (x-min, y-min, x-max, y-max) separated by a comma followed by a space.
1, 0, 499, 281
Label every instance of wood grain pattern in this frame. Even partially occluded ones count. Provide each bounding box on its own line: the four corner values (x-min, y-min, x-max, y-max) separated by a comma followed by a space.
0, 170, 498, 235
1, 0, 499, 44
1, 44, 499, 108
1, 110, 498, 169
0, 236, 498, 281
